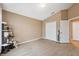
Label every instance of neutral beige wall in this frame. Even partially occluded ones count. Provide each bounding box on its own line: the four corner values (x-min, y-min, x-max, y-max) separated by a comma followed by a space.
61, 10, 68, 20
68, 4, 79, 19
2, 10, 42, 43
0, 4, 1, 8
45, 12, 61, 22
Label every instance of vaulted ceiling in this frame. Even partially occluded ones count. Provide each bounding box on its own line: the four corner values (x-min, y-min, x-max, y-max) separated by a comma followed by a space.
2, 3, 73, 20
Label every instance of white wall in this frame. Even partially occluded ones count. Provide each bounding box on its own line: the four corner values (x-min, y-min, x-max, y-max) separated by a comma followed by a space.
45, 22, 57, 42
0, 5, 2, 53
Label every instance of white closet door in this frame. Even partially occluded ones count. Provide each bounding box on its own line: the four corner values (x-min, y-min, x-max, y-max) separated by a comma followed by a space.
45, 21, 57, 41
72, 22, 79, 41
60, 20, 69, 43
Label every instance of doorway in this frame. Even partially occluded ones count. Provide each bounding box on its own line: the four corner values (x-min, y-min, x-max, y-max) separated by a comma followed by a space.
70, 18, 79, 48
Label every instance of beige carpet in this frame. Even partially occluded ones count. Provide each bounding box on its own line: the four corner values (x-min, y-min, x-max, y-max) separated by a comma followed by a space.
1, 39, 79, 56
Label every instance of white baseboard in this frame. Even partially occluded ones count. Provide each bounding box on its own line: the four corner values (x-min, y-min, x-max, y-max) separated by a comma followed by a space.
59, 41, 70, 43
17, 37, 42, 45
43, 37, 70, 43
43, 37, 58, 41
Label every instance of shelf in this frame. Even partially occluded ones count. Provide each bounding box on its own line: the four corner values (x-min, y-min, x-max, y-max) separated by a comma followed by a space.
2, 30, 12, 32
2, 22, 7, 24
2, 43, 10, 46
2, 30, 9, 32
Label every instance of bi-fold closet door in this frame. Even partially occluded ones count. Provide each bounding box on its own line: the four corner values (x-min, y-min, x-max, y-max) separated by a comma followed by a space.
60, 20, 69, 43
45, 21, 57, 42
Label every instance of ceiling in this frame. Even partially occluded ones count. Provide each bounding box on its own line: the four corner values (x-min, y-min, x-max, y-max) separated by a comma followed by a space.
2, 3, 73, 20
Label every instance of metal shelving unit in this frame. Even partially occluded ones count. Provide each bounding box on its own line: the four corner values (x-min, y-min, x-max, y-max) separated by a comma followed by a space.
1, 22, 15, 53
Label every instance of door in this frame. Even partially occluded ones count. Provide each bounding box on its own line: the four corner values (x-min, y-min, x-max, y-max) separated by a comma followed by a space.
60, 20, 69, 43
45, 21, 57, 42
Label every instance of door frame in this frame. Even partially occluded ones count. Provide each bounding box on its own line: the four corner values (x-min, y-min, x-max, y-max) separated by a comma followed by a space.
70, 18, 79, 40
70, 18, 79, 41
69, 16, 79, 48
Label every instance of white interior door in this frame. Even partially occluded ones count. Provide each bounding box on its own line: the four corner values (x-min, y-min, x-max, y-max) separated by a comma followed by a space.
45, 21, 57, 41
72, 22, 79, 41
60, 20, 69, 43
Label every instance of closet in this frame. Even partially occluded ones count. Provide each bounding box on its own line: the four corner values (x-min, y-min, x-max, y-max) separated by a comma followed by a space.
45, 21, 57, 42
44, 10, 70, 43
59, 20, 69, 43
